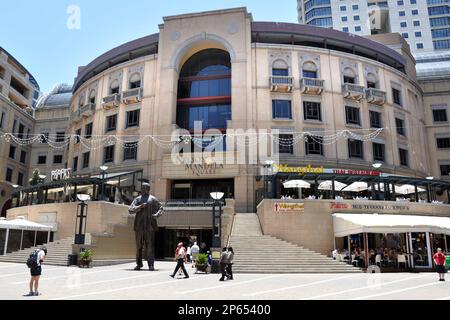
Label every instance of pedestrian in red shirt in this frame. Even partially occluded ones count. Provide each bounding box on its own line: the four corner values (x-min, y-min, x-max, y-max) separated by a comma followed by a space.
433, 248, 446, 282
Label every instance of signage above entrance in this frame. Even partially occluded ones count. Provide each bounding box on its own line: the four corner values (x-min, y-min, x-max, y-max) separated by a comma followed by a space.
273, 164, 380, 176
51, 168, 72, 181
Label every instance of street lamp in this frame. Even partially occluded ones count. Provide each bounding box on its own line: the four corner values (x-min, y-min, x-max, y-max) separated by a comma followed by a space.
38, 174, 46, 183
210, 192, 224, 248
372, 163, 382, 169
263, 160, 275, 198
99, 166, 108, 201
74, 194, 90, 245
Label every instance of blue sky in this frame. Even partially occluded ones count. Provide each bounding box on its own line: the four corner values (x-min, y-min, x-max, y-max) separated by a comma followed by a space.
1, 0, 298, 93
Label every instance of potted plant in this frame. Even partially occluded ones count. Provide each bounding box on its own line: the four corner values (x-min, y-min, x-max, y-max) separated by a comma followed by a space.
195, 253, 209, 273
78, 249, 93, 268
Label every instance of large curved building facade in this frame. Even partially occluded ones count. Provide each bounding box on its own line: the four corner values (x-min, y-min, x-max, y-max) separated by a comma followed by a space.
67, 7, 435, 212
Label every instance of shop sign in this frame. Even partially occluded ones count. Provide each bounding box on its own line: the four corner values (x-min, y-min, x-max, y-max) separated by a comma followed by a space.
274, 164, 380, 176
330, 202, 410, 212
185, 163, 224, 176
51, 168, 72, 181
274, 202, 304, 212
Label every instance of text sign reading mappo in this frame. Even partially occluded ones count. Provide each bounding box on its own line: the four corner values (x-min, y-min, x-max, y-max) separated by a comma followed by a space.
51, 168, 72, 181
274, 202, 304, 212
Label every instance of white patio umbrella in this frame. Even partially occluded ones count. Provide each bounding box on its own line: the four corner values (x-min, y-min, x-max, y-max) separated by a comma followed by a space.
318, 180, 347, 191
396, 184, 426, 195
283, 180, 311, 188
341, 181, 368, 192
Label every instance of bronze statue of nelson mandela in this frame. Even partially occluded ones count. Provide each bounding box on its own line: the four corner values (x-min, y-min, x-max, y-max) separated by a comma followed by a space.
128, 183, 163, 271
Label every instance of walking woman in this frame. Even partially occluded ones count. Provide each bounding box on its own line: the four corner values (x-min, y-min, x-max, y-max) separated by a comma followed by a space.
170, 242, 189, 279
226, 247, 234, 280
433, 248, 446, 282
219, 247, 229, 281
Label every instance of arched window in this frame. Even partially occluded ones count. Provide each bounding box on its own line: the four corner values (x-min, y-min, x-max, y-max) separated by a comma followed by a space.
302, 61, 318, 79
272, 59, 289, 76
89, 89, 96, 104
78, 95, 85, 107
110, 79, 120, 95
343, 68, 357, 84
177, 49, 231, 132
366, 73, 378, 88
129, 73, 141, 89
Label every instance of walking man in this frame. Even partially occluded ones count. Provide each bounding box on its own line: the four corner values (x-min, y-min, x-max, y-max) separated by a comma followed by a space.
26, 247, 47, 296
219, 247, 229, 281
129, 183, 164, 271
170, 242, 189, 278
433, 248, 446, 282
226, 247, 234, 280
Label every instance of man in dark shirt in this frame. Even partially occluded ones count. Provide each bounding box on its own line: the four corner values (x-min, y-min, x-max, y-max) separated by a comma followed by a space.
129, 183, 163, 271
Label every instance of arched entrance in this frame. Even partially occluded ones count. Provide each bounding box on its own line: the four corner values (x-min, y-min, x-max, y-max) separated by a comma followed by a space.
1, 199, 11, 218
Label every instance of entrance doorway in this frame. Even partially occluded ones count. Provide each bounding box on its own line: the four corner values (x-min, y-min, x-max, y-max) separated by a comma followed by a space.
171, 179, 234, 200
410, 232, 431, 268
155, 228, 212, 259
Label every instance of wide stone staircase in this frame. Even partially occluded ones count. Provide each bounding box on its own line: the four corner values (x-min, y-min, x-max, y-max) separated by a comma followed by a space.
229, 213, 361, 273
0, 237, 76, 266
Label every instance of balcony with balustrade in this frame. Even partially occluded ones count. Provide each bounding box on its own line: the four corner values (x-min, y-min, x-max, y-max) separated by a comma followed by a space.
270, 76, 294, 93
366, 88, 386, 106
80, 103, 96, 118
342, 83, 365, 101
102, 93, 121, 109
300, 78, 325, 95
70, 109, 81, 123
122, 88, 142, 105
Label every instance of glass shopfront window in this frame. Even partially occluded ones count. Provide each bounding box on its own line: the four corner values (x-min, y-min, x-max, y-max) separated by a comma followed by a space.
176, 104, 231, 131
411, 232, 429, 267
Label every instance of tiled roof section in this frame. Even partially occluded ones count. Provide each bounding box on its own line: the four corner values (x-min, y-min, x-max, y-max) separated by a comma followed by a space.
73, 33, 159, 92
251, 22, 406, 71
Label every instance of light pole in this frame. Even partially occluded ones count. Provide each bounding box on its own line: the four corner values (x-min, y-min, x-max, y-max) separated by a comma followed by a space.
210, 192, 224, 248
372, 163, 382, 200
74, 194, 90, 245
263, 160, 275, 199
99, 166, 108, 201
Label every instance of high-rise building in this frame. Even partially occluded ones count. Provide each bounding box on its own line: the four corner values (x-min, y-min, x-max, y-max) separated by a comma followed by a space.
297, 0, 450, 54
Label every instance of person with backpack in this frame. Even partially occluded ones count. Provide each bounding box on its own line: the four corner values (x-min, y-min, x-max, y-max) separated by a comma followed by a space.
170, 242, 189, 279
25, 247, 47, 296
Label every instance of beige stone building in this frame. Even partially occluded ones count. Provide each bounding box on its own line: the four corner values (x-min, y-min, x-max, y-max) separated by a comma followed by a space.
67, 7, 437, 212
0, 47, 39, 217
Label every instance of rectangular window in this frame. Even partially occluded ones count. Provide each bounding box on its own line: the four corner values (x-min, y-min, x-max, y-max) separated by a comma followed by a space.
415, 31, 422, 37
373, 143, 385, 162
38, 155, 47, 165
354, 15, 360, 21
17, 172, 24, 186
0, 112, 4, 128
9, 145, 16, 159
278, 134, 293, 154
410, 0, 416, 4
399, 148, 409, 166
41, 132, 49, 144
369, 111, 382, 128
402, 33, 409, 38
437, 137, 450, 149
342, 27, 349, 32
272, 68, 289, 76
397, 0, 404, 5
126, 110, 140, 128
440, 164, 450, 176
345, 106, 361, 125
20, 150, 26, 164
355, 26, 361, 32
399, 11, 405, 16
400, 22, 407, 28
413, 20, 420, 27
104, 145, 115, 163
303, 101, 322, 121
302, 70, 317, 78
433, 109, 448, 122
367, 81, 377, 88
53, 155, 63, 164
5, 168, 13, 182
396, 118, 406, 136
12, 120, 17, 134
272, 100, 292, 119
123, 142, 138, 161
392, 88, 402, 105
352, 4, 359, 10
305, 136, 323, 155
412, 9, 418, 15
416, 43, 424, 49
85, 123, 93, 139
343, 76, 355, 84
82, 152, 90, 169
75, 129, 81, 144
18, 123, 25, 139
341, 16, 348, 22
73, 156, 78, 172
340, 6, 346, 11
106, 114, 118, 132
56, 132, 65, 142
348, 139, 363, 159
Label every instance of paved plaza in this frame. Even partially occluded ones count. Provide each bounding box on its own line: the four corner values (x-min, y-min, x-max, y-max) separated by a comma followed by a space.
0, 261, 448, 300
